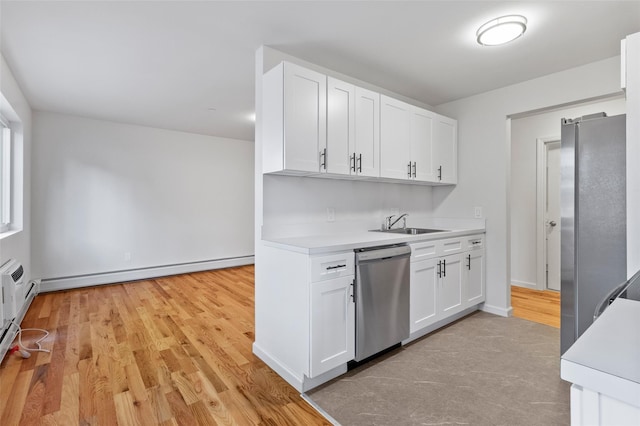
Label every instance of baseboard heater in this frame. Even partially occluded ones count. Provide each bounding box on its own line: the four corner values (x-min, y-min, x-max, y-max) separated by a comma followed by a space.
40, 255, 255, 293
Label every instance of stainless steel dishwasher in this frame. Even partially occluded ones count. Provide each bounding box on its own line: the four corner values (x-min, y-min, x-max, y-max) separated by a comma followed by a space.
354, 244, 411, 361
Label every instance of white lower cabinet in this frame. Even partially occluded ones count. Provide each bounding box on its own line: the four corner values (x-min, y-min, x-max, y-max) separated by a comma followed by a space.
409, 235, 485, 336
465, 249, 485, 305
410, 258, 438, 333
569, 384, 640, 426
255, 246, 356, 392
310, 275, 355, 377
256, 234, 483, 392
440, 254, 464, 315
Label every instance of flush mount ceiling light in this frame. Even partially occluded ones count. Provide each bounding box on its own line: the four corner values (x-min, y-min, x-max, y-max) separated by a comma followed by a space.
476, 15, 527, 46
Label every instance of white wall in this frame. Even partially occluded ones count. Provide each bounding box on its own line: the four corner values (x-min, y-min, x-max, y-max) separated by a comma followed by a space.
31, 112, 254, 280
510, 97, 626, 288
0, 54, 32, 283
434, 56, 622, 315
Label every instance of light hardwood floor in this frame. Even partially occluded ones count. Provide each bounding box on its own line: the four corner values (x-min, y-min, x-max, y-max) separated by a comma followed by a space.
511, 285, 561, 328
0, 265, 329, 425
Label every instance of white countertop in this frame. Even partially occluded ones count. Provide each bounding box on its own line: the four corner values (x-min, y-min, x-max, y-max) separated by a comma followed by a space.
262, 227, 485, 255
561, 298, 640, 408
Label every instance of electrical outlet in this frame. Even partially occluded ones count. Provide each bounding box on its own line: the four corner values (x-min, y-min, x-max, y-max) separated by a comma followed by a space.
124, 252, 132, 262
474, 207, 483, 218
326, 208, 335, 222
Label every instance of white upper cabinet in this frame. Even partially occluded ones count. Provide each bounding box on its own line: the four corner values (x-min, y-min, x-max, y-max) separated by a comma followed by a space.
354, 87, 380, 177
381, 97, 440, 183
327, 77, 355, 175
380, 95, 412, 179
411, 107, 436, 182
263, 61, 456, 185
263, 62, 327, 174
433, 114, 458, 184
326, 79, 380, 177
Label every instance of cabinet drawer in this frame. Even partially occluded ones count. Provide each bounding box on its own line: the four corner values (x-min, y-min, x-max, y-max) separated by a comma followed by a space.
310, 252, 355, 282
410, 240, 438, 261
466, 235, 484, 250
440, 238, 463, 255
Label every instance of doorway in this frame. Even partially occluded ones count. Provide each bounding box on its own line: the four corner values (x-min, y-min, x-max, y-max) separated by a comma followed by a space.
508, 95, 626, 328
537, 138, 561, 291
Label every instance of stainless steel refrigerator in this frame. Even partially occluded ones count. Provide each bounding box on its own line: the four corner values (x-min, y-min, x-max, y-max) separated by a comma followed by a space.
560, 112, 626, 354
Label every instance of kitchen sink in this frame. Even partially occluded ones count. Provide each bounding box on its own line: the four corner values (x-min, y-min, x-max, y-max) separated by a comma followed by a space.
371, 227, 447, 235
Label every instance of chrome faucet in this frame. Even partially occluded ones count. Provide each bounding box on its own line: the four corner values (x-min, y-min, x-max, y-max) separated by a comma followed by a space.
386, 213, 408, 230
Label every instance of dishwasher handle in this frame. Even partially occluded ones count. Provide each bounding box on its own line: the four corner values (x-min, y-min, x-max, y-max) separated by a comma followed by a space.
355, 245, 411, 262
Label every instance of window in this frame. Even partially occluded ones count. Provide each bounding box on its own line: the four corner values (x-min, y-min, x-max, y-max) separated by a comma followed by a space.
0, 115, 11, 233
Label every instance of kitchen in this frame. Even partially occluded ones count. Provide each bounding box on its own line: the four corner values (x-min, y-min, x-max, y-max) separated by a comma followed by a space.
1, 1, 640, 425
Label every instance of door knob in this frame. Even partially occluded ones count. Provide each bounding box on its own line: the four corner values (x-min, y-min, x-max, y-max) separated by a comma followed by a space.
549, 221, 557, 227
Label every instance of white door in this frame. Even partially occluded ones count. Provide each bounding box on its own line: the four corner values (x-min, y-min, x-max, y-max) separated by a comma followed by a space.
410, 258, 439, 333
546, 141, 561, 291
309, 276, 355, 378
380, 95, 412, 179
465, 250, 485, 306
354, 87, 380, 177
283, 63, 327, 173
439, 254, 463, 315
410, 106, 435, 182
326, 77, 355, 175
433, 115, 457, 184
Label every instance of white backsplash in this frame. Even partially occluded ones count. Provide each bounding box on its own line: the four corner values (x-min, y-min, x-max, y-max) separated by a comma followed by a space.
261, 174, 484, 239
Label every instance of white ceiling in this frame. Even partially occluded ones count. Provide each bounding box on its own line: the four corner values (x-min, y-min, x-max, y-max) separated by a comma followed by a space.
1, 1, 639, 141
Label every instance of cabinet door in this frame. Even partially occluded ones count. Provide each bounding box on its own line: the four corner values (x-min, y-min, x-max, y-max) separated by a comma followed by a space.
411, 107, 436, 182
433, 115, 457, 184
283, 63, 327, 173
327, 77, 355, 175
439, 254, 463, 315
410, 259, 439, 334
465, 250, 485, 306
310, 276, 355, 377
355, 87, 380, 177
380, 95, 411, 179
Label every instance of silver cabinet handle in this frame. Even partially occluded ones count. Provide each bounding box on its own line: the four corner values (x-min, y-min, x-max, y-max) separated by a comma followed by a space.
437, 260, 442, 278
320, 148, 327, 170
358, 153, 362, 173
412, 162, 417, 178
467, 254, 471, 270
350, 153, 356, 172
326, 264, 346, 270
442, 259, 446, 277
438, 166, 442, 181
407, 162, 412, 178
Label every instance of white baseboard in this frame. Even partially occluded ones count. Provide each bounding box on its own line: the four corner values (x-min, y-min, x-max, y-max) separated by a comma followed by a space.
40, 256, 254, 292
403, 306, 480, 344
481, 303, 513, 317
511, 280, 538, 290
253, 342, 304, 392
252, 341, 346, 393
